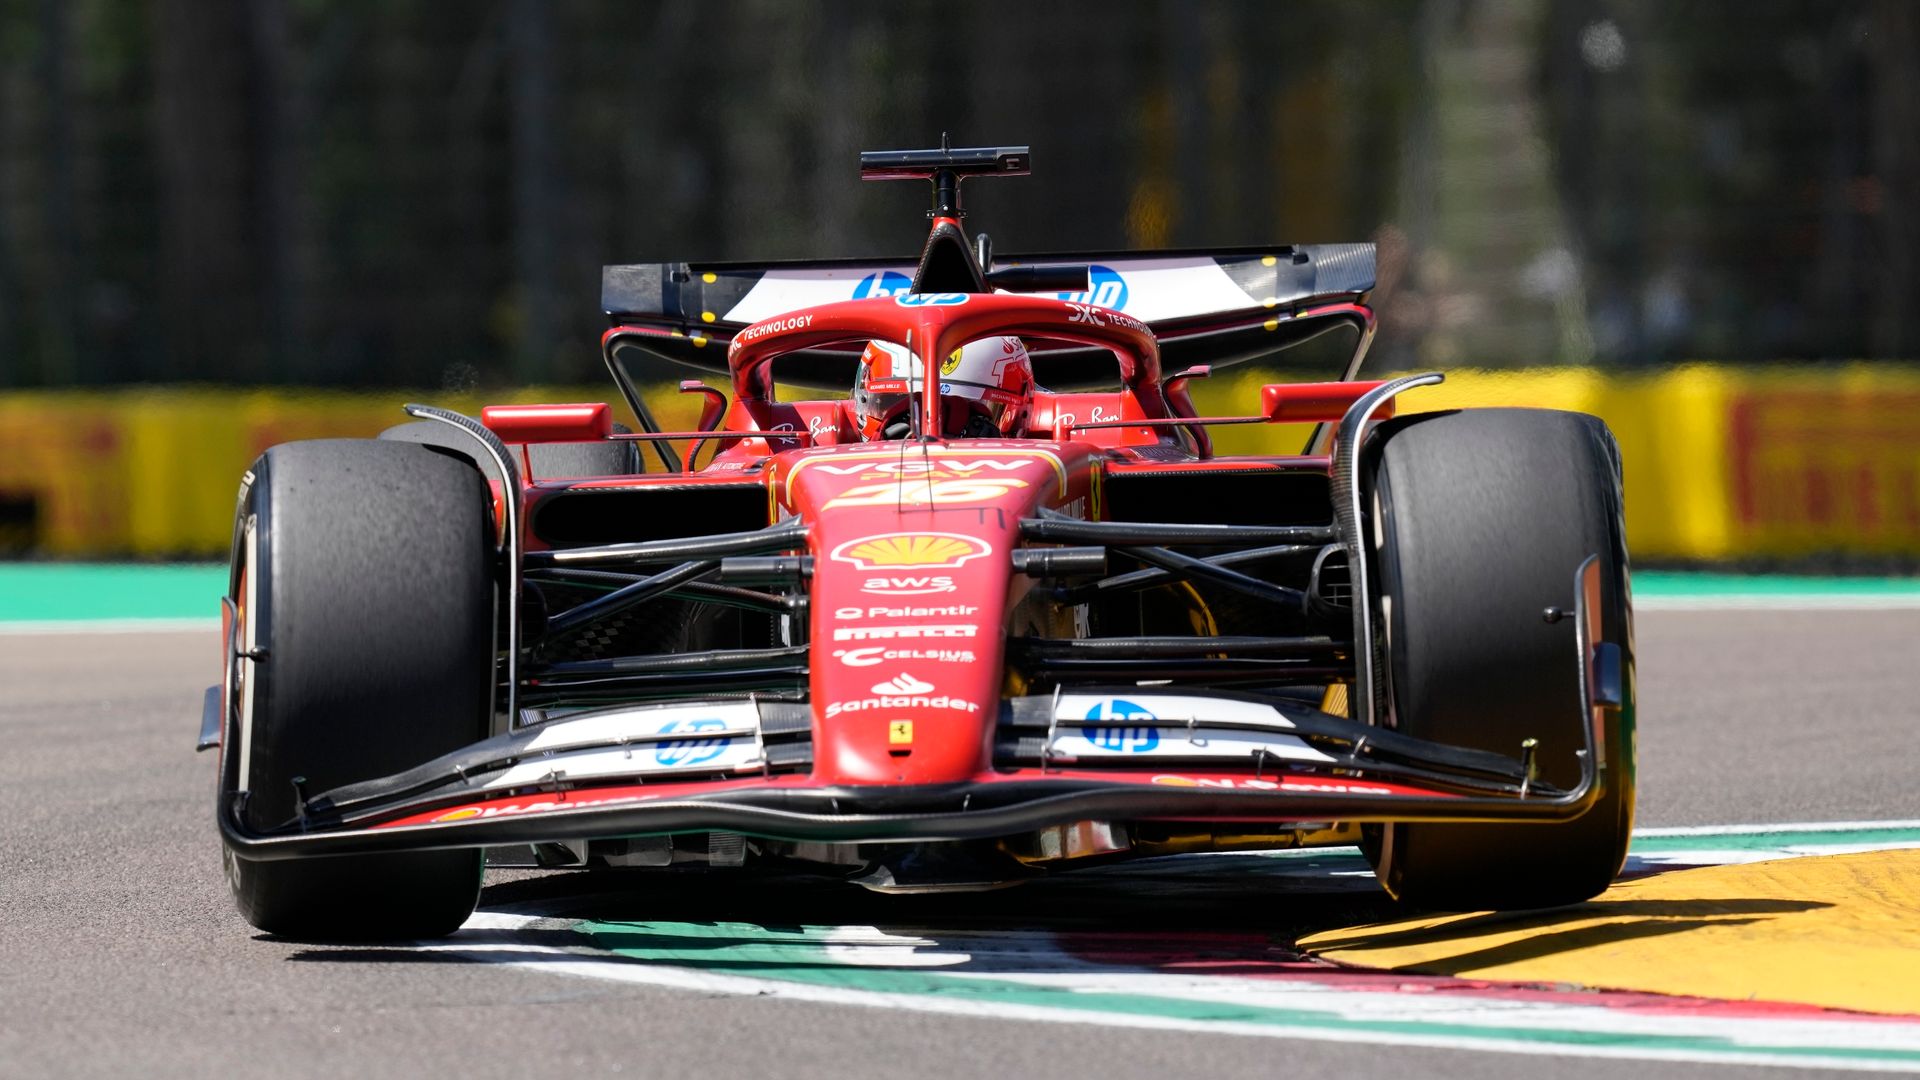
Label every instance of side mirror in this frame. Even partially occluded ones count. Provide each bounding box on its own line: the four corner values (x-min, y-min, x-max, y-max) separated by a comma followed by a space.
481, 402, 614, 443
1261, 380, 1392, 423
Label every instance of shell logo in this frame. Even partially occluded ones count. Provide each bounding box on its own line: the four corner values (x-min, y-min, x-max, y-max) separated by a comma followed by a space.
432, 806, 484, 822
830, 532, 993, 571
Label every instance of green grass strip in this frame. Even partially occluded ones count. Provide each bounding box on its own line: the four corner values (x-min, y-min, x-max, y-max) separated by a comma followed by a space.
0, 563, 225, 621
1635, 571, 1920, 598
3, 563, 1918, 623
1629, 826, 1920, 853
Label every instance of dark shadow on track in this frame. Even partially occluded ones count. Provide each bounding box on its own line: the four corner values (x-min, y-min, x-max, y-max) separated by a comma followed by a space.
475, 852, 1402, 939
280, 851, 1403, 965
276, 852, 1790, 984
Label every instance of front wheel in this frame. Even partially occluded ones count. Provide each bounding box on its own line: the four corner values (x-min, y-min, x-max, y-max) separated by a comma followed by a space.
1366, 408, 1636, 911
223, 439, 495, 939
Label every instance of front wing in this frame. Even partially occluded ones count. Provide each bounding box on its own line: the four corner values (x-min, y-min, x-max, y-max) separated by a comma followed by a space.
215, 559, 1621, 862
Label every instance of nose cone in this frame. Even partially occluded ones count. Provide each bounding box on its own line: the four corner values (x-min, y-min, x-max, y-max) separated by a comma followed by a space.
785, 444, 1070, 784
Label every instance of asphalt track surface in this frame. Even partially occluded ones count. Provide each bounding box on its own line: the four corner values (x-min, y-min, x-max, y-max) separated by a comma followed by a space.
2, 609, 1917, 1078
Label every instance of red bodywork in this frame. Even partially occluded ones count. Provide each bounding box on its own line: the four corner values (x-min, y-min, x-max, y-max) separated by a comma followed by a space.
491, 292, 1383, 795
215, 279, 1612, 865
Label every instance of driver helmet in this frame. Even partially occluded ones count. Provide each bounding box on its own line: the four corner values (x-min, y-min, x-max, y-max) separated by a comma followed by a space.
851, 336, 1034, 440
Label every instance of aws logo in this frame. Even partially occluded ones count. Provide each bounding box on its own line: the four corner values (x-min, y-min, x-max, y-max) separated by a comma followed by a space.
860, 575, 957, 596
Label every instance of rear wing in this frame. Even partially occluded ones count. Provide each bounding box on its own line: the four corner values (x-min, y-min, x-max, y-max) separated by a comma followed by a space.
602, 244, 1376, 390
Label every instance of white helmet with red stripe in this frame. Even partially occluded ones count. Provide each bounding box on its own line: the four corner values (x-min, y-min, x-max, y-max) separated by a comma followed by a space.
851, 336, 1034, 440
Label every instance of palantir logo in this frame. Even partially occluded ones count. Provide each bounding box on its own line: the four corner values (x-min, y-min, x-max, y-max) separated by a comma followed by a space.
1057, 264, 1128, 310
1083, 697, 1159, 753
653, 717, 732, 766
854, 271, 912, 299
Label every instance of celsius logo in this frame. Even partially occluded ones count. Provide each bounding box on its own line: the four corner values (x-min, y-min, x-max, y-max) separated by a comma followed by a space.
872, 673, 934, 695
1083, 698, 1159, 753
854, 271, 912, 299
895, 293, 969, 307
1058, 264, 1128, 310
835, 646, 975, 667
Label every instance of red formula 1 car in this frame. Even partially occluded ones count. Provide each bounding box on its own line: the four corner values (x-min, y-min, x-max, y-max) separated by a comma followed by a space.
204, 145, 1633, 939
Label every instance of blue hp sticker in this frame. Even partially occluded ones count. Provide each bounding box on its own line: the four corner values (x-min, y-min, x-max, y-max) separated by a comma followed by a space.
1058, 265, 1128, 310
854, 271, 912, 299
895, 293, 970, 307
1083, 698, 1160, 753
653, 717, 732, 766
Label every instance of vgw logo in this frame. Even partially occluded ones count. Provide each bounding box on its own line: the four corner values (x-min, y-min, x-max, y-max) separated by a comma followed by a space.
1082, 698, 1159, 753
853, 271, 912, 299
1057, 265, 1128, 310
653, 717, 731, 766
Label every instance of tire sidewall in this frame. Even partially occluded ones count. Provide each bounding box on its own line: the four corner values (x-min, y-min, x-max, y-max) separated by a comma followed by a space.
221, 438, 496, 938
1367, 408, 1637, 909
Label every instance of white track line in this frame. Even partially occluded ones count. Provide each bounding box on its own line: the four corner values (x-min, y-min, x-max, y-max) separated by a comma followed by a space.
0, 617, 219, 635
433, 912, 1920, 1073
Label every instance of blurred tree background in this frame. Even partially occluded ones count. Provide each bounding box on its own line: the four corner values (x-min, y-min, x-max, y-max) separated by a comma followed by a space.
0, 0, 1913, 391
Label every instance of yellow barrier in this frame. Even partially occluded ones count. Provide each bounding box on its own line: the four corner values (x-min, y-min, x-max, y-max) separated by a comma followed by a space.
0, 387, 702, 557
3, 367, 1918, 559
1196, 364, 1920, 561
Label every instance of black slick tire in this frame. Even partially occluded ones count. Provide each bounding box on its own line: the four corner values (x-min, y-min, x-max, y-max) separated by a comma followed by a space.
1367, 408, 1636, 911
223, 439, 494, 939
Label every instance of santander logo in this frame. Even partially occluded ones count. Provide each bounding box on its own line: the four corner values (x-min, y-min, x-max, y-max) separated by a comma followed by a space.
871, 673, 934, 695
824, 671, 980, 718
